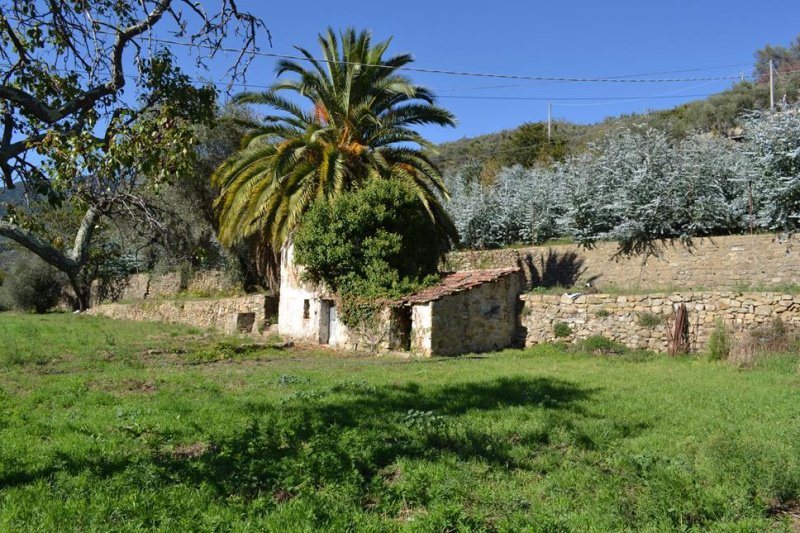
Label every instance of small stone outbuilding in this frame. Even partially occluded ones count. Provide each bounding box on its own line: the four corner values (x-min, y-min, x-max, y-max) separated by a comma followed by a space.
394, 268, 522, 356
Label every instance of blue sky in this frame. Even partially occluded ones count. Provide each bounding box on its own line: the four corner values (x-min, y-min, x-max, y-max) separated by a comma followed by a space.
181, 0, 800, 143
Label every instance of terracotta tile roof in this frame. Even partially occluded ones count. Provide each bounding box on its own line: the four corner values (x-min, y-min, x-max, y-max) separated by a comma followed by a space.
397, 268, 520, 305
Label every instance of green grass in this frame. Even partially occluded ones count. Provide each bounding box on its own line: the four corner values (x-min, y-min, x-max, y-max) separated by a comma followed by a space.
731, 281, 800, 294
1, 313, 799, 530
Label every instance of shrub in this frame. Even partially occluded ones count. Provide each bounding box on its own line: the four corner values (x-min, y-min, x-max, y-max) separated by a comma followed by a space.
294, 180, 448, 332
1, 255, 64, 313
729, 317, 794, 369
707, 319, 732, 361
553, 321, 572, 338
595, 308, 611, 318
729, 331, 760, 369
577, 335, 627, 355
444, 165, 567, 248
637, 312, 664, 328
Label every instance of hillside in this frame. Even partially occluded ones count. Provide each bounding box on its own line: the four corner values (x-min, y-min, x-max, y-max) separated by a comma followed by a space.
0, 185, 27, 215
0, 186, 31, 270
433, 77, 799, 174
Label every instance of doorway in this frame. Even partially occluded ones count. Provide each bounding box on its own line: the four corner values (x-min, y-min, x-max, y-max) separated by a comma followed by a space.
319, 299, 339, 345
389, 306, 412, 351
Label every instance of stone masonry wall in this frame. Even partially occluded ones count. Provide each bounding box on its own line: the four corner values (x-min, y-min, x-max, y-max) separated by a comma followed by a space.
522, 291, 800, 352
445, 234, 798, 291
425, 272, 523, 356
87, 294, 273, 334
92, 269, 239, 304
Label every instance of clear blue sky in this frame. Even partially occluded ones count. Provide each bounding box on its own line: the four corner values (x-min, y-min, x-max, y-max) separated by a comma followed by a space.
183, 0, 800, 144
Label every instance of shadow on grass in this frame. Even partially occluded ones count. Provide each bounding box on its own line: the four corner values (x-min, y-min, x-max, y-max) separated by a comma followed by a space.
153, 376, 613, 499
0, 452, 133, 488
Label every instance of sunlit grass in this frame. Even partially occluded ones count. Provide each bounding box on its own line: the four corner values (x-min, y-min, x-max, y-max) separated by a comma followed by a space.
0, 312, 798, 530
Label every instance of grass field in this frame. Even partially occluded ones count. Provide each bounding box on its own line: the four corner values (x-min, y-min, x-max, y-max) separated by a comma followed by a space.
1, 313, 799, 531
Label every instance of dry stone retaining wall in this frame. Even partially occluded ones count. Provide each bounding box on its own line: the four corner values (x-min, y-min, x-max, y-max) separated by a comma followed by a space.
521, 291, 800, 352
92, 269, 239, 304
446, 234, 798, 291
87, 294, 273, 334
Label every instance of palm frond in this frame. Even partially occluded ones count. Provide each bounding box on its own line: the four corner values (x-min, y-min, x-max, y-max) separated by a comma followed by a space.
214, 27, 456, 251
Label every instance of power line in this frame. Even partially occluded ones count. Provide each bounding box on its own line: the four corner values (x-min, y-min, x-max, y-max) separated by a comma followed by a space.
551, 79, 730, 107
429, 63, 755, 92
0, 62, 739, 103
438, 93, 718, 101
144, 36, 757, 83
0, 15, 785, 87
53, 25, 758, 84
583, 62, 754, 80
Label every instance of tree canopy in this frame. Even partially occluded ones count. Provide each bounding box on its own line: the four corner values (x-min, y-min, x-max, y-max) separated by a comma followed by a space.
212, 27, 458, 260
445, 105, 800, 255
0, 0, 267, 308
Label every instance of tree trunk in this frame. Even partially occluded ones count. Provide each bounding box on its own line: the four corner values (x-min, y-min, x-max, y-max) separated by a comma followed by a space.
0, 205, 100, 311
69, 275, 91, 312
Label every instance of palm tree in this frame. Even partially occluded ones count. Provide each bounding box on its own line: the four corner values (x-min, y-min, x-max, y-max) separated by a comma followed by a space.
212, 28, 457, 258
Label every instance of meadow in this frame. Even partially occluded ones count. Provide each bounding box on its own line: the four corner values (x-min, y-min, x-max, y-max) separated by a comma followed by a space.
1, 313, 799, 531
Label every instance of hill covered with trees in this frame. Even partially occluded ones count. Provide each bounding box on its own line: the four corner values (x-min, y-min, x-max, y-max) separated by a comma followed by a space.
0, 187, 32, 270
433, 36, 800, 175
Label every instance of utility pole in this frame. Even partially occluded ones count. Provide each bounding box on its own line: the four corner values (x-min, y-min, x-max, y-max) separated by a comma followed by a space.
547, 102, 552, 141
769, 59, 775, 110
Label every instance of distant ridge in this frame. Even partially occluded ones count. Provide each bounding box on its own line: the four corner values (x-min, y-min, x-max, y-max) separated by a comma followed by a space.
433, 76, 799, 173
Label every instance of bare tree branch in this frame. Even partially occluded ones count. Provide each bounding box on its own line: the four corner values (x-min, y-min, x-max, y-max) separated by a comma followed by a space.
0, 219, 79, 273
68, 204, 101, 265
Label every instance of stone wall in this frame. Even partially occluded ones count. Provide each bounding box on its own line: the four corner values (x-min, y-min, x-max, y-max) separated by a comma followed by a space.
521, 291, 800, 352
445, 234, 799, 291
92, 269, 239, 304
87, 294, 275, 334
419, 272, 523, 356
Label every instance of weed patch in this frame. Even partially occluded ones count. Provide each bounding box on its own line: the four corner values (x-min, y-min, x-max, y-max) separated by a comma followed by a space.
576, 335, 628, 355
637, 312, 665, 328
553, 321, 572, 338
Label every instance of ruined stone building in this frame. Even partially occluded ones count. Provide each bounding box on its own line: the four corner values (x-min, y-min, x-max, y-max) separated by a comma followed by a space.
277, 242, 523, 356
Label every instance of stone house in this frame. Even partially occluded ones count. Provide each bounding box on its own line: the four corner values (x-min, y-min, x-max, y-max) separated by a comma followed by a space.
277, 240, 523, 355
393, 268, 523, 356
277, 242, 352, 348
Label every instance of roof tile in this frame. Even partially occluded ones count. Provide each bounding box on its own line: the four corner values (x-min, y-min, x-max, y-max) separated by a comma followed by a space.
398, 268, 519, 305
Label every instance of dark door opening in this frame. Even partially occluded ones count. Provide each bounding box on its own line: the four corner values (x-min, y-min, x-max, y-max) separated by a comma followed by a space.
319, 299, 338, 345
389, 306, 412, 351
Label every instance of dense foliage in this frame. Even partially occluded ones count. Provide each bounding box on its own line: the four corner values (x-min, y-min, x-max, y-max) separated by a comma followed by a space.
0, 0, 266, 308
446, 105, 800, 253
0, 254, 64, 313
294, 180, 446, 327
446, 165, 565, 248
213, 28, 457, 263
745, 108, 800, 231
